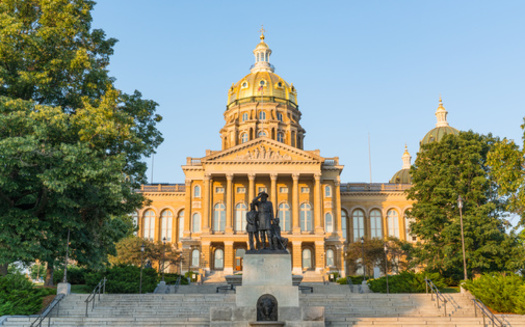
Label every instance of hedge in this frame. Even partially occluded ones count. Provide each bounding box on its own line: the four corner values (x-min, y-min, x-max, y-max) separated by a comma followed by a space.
0, 274, 56, 315
367, 271, 446, 293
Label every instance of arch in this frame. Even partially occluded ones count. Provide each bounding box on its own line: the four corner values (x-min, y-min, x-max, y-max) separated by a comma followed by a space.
300, 203, 313, 232
258, 130, 267, 137
235, 202, 248, 232
213, 203, 226, 232
194, 185, 201, 198
352, 209, 365, 241
160, 210, 173, 242
325, 212, 334, 233
341, 209, 348, 241
192, 249, 200, 267
214, 249, 224, 270
192, 212, 201, 233
325, 185, 332, 197
278, 202, 291, 232
143, 209, 155, 241
405, 212, 416, 242
387, 209, 400, 238
326, 248, 335, 267
132, 211, 138, 236
302, 248, 312, 270
370, 209, 382, 239
177, 209, 185, 241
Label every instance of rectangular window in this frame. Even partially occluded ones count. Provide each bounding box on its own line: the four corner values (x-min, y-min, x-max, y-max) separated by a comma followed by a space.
279, 187, 288, 193
258, 187, 267, 193
215, 187, 225, 193
237, 187, 246, 194
301, 187, 310, 193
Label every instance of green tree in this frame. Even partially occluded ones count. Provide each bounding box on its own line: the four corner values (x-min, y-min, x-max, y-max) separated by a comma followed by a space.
0, 0, 163, 284
407, 131, 524, 280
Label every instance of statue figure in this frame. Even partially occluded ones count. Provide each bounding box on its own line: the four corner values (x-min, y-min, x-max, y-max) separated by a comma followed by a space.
252, 192, 274, 249
270, 217, 288, 251
246, 202, 260, 251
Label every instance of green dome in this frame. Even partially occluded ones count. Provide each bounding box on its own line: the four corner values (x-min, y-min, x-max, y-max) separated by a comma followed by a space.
389, 168, 412, 184
420, 126, 459, 146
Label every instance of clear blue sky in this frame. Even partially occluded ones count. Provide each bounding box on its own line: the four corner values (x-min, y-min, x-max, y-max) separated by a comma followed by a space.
92, 1, 525, 185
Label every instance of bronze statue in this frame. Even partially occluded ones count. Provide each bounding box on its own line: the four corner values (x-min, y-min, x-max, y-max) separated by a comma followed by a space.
246, 202, 260, 251
270, 217, 288, 250
252, 192, 274, 249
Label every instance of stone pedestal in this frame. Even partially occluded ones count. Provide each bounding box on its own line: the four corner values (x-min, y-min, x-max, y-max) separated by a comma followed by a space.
57, 282, 71, 295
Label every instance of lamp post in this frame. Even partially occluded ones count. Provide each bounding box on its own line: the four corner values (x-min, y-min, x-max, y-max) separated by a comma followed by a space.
361, 237, 365, 283
63, 228, 71, 283
458, 195, 468, 281
161, 237, 166, 282
384, 243, 389, 294
139, 242, 145, 294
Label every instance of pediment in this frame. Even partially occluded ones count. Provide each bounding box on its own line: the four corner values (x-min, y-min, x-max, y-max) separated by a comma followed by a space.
202, 138, 323, 163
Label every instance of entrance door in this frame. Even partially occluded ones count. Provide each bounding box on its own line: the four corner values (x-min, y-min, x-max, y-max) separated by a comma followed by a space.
235, 257, 243, 271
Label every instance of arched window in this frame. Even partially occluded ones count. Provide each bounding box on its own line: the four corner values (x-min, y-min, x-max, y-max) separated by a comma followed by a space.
192, 212, 201, 233
259, 111, 266, 120
242, 113, 248, 122
214, 249, 224, 269
213, 203, 226, 232
278, 203, 291, 232
178, 210, 184, 240
192, 249, 200, 267
325, 213, 334, 233
341, 210, 348, 240
370, 209, 382, 239
405, 214, 416, 242
324, 185, 332, 197
387, 209, 399, 238
326, 249, 334, 267
143, 210, 155, 241
277, 132, 284, 142
241, 133, 248, 143
258, 131, 267, 137
302, 248, 312, 269
132, 212, 138, 236
235, 203, 247, 232
300, 203, 313, 232
160, 210, 173, 242
353, 210, 365, 240
194, 185, 201, 198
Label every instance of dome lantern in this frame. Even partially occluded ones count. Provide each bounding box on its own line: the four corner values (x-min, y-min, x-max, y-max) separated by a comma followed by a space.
402, 144, 411, 169
435, 96, 449, 127
251, 26, 274, 73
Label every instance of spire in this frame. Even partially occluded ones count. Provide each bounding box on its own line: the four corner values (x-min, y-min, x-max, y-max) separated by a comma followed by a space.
435, 96, 449, 127
402, 144, 411, 169
251, 26, 274, 73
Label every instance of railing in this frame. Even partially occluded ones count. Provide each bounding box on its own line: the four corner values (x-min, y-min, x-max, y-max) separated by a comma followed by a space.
472, 298, 505, 327
173, 275, 182, 293
84, 278, 106, 317
424, 278, 448, 317
139, 184, 185, 193
30, 294, 65, 327
340, 183, 412, 192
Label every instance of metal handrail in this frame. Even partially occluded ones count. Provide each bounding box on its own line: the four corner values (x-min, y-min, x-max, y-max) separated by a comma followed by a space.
173, 275, 182, 293
30, 294, 65, 327
424, 278, 448, 317
84, 278, 106, 317
472, 298, 505, 327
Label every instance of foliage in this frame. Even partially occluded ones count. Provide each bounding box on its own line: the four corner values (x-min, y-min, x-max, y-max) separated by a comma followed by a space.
463, 273, 525, 314
337, 275, 369, 285
407, 131, 524, 279
0, 274, 56, 315
163, 273, 188, 285
53, 266, 92, 285
85, 265, 157, 294
0, 0, 163, 283
367, 271, 446, 293
30, 263, 47, 281
185, 271, 199, 282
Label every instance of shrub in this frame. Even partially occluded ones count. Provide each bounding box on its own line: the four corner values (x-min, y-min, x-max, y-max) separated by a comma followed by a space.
85, 265, 158, 294
0, 274, 56, 315
162, 273, 188, 285
185, 271, 199, 282
464, 273, 525, 314
367, 271, 446, 293
53, 267, 92, 285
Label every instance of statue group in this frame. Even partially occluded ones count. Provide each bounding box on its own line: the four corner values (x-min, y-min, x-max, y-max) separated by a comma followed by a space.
246, 192, 289, 252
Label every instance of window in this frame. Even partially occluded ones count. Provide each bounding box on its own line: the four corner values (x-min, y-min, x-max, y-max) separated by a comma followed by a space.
277, 133, 284, 142
161, 210, 173, 242
300, 203, 313, 232
279, 187, 288, 193
213, 203, 226, 232
178, 210, 184, 240
194, 185, 201, 198
241, 133, 248, 143
278, 203, 291, 232
259, 111, 266, 120
258, 187, 267, 193
370, 209, 382, 239
143, 210, 155, 241
302, 248, 312, 269
277, 112, 283, 121
235, 203, 247, 232
242, 113, 248, 121
387, 209, 399, 238
241, 81, 248, 88
214, 249, 224, 269
405, 215, 416, 242
301, 187, 310, 193
341, 210, 348, 240
277, 82, 283, 88
325, 185, 332, 197
258, 131, 267, 137
215, 187, 224, 193
192, 249, 200, 267
326, 249, 334, 267
237, 187, 246, 194
325, 212, 334, 233
353, 210, 365, 240
132, 212, 138, 236
192, 212, 201, 233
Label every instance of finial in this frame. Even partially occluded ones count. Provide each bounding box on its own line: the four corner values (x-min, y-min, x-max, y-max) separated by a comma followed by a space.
259, 25, 265, 41
438, 95, 443, 108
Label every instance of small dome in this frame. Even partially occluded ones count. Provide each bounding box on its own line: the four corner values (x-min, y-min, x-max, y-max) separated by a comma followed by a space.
420, 97, 459, 146
389, 168, 412, 184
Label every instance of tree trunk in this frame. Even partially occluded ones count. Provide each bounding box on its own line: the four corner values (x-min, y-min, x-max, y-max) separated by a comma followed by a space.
0, 263, 8, 276
44, 263, 54, 287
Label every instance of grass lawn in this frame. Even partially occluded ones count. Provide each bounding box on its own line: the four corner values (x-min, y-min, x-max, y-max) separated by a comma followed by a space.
441, 286, 460, 293
71, 284, 91, 294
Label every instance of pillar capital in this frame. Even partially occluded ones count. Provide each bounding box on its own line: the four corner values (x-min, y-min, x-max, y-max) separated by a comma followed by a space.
292, 173, 300, 181
226, 173, 234, 181
248, 173, 256, 181
270, 173, 278, 181
314, 172, 322, 181
204, 173, 211, 181
185, 179, 192, 186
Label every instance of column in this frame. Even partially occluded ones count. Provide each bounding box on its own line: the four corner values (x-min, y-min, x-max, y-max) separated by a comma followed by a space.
292, 173, 300, 234
202, 174, 211, 233
248, 173, 256, 202
201, 241, 211, 273
224, 241, 234, 275
270, 173, 278, 215
338, 245, 346, 277
315, 241, 325, 274
334, 178, 342, 238
226, 173, 234, 233
292, 241, 302, 275
314, 173, 323, 234
183, 179, 192, 238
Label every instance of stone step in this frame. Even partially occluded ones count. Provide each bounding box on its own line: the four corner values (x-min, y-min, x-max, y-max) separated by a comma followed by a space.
2, 317, 209, 327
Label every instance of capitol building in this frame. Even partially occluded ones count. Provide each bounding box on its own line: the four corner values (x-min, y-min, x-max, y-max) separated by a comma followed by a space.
136, 32, 458, 277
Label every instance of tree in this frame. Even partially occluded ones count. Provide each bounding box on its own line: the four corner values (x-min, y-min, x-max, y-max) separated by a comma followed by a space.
0, 0, 163, 284
407, 131, 524, 280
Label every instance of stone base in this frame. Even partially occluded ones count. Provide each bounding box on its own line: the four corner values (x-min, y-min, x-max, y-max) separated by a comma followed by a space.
236, 285, 298, 307
210, 306, 324, 327
57, 282, 71, 295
